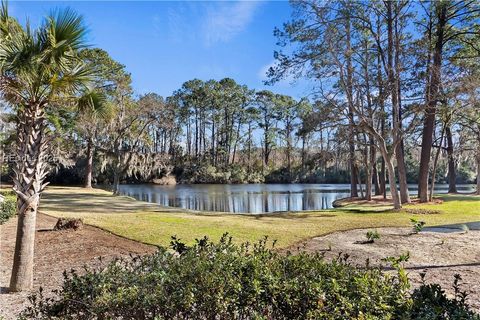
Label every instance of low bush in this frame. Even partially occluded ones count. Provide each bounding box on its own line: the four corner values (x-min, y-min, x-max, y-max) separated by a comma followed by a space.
0, 192, 16, 225
22, 235, 479, 320
410, 274, 478, 319
410, 218, 426, 234
366, 229, 380, 243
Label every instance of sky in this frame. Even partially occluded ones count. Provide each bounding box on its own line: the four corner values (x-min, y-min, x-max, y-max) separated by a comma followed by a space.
10, 1, 314, 99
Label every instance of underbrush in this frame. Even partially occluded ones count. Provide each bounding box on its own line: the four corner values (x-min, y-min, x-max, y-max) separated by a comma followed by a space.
22, 235, 479, 319
0, 191, 16, 224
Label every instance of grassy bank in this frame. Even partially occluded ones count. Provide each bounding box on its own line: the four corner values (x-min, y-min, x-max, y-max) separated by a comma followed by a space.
39, 186, 480, 248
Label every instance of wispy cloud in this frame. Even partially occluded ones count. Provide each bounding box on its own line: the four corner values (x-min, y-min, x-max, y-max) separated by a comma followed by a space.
152, 14, 161, 37
158, 2, 262, 46
166, 4, 195, 43
258, 60, 275, 81
258, 59, 295, 85
203, 1, 262, 46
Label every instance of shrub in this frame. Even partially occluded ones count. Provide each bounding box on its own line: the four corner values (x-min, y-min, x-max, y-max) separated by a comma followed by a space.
0, 193, 16, 225
410, 218, 426, 234
21, 235, 479, 320
410, 274, 479, 319
366, 229, 380, 243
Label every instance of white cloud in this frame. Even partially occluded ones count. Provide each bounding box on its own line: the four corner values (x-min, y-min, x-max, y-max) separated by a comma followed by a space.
166, 5, 193, 43
258, 59, 295, 84
258, 60, 275, 81
203, 1, 261, 46
152, 14, 161, 37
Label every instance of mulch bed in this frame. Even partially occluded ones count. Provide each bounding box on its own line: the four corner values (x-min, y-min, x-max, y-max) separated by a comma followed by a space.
0, 213, 155, 319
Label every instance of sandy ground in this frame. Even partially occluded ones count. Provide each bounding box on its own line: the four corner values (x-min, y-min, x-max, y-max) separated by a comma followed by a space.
0, 213, 155, 320
291, 227, 480, 312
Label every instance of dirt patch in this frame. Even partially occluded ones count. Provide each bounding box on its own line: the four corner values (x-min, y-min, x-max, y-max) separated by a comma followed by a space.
290, 227, 480, 312
404, 208, 441, 215
0, 213, 155, 319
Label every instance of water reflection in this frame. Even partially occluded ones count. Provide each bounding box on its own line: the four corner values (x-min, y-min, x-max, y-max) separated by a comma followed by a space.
116, 183, 475, 214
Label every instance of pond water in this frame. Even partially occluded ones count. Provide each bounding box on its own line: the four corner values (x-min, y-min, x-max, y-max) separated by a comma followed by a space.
117, 183, 475, 214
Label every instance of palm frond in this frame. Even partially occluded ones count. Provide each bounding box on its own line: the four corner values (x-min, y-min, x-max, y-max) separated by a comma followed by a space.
77, 89, 111, 119
39, 8, 88, 65
0, 3, 94, 110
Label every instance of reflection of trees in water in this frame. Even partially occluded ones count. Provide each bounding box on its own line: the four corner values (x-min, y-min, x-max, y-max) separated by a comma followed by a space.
119, 187, 350, 213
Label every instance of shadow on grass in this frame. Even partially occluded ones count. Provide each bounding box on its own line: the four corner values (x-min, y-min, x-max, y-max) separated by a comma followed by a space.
41, 191, 174, 214
403, 262, 480, 271
437, 193, 480, 202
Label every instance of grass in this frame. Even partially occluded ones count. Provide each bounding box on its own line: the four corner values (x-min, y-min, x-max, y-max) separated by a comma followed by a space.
30, 186, 480, 248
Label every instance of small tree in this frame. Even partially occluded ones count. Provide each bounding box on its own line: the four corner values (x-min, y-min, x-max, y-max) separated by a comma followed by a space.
0, 5, 91, 291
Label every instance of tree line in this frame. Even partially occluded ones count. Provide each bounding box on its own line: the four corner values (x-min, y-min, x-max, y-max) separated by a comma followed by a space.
268, 0, 480, 208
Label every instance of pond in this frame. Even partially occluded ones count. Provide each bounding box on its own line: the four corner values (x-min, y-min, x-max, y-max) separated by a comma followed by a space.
117, 183, 475, 214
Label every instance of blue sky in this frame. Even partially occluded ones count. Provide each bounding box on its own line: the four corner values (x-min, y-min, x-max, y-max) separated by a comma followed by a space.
10, 1, 314, 99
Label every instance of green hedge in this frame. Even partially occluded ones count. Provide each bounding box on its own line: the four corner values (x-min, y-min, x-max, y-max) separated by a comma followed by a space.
0, 192, 16, 224
22, 235, 479, 320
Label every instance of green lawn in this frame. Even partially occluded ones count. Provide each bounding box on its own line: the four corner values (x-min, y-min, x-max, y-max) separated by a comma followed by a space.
39, 186, 480, 248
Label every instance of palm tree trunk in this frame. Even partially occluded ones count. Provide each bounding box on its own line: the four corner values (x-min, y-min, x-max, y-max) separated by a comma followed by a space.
10, 103, 48, 292
84, 138, 94, 188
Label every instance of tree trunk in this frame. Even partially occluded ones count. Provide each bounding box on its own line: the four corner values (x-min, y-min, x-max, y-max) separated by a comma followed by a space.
10, 103, 48, 292
345, 13, 358, 198
350, 159, 359, 198
232, 120, 241, 165
286, 125, 292, 178
477, 141, 480, 196
370, 134, 380, 196
365, 143, 373, 201
84, 138, 94, 188
365, 169, 372, 201
211, 118, 215, 165
112, 167, 120, 195
301, 134, 306, 171
477, 158, 480, 196
418, 2, 447, 202
376, 32, 386, 200
263, 118, 270, 168
387, 0, 410, 204
247, 123, 252, 176
396, 145, 410, 203
445, 125, 457, 193
477, 154, 480, 196
385, 157, 401, 210
429, 126, 445, 202
358, 168, 365, 199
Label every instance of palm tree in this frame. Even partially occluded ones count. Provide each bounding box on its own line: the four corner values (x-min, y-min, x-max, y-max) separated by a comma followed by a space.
0, 3, 91, 291
76, 90, 108, 188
